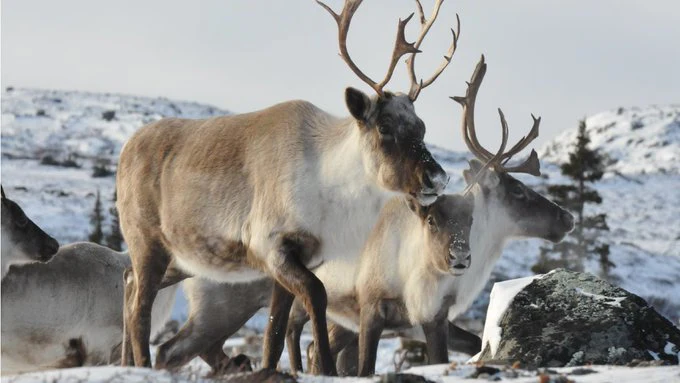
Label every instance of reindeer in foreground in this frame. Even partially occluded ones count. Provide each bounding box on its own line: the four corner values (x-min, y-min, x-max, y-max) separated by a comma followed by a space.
1, 242, 177, 375
285, 193, 474, 376
117, 0, 456, 374
297, 56, 576, 376
1, 186, 59, 278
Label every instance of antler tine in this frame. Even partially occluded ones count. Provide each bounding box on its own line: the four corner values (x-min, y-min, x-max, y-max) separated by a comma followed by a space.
461, 108, 509, 195
451, 55, 495, 161
317, 0, 381, 94
317, 0, 419, 96
375, 13, 420, 92
407, 1, 460, 101
1, 185, 5, 199
500, 114, 540, 165
502, 149, 541, 176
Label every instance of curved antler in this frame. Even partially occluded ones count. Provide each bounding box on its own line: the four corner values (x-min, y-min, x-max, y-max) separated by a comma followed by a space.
406, 0, 460, 101
317, 0, 420, 96
452, 55, 542, 178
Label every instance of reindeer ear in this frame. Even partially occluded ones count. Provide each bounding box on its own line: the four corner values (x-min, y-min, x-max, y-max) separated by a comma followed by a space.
464, 160, 499, 189
345, 87, 371, 122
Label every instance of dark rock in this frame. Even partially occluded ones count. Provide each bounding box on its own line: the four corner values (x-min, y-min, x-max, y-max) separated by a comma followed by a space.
477, 269, 680, 368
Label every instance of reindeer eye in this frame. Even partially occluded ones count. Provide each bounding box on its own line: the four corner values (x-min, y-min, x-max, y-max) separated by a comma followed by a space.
510, 184, 525, 199
378, 125, 395, 141
15, 212, 28, 228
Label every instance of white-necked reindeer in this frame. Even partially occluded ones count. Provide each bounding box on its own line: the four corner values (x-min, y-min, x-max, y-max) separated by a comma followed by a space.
296, 56, 575, 376
117, 0, 457, 374
1, 186, 59, 278
1, 242, 177, 375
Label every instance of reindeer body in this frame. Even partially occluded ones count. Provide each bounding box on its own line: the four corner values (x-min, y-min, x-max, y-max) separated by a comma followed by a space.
0, 242, 176, 375
283, 194, 473, 376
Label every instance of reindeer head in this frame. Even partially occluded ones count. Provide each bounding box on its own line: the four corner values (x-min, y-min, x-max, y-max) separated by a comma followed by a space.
407, 194, 474, 276
463, 161, 574, 242
1, 186, 60, 276
453, 56, 575, 243
319, 0, 459, 205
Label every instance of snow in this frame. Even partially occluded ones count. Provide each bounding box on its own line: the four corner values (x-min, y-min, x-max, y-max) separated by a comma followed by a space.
2, 89, 680, 380
470, 275, 543, 362
4, 364, 679, 382
575, 288, 627, 308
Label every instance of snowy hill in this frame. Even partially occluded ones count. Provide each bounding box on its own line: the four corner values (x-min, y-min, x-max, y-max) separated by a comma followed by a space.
540, 104, 680, 175
1, 89, 679, 379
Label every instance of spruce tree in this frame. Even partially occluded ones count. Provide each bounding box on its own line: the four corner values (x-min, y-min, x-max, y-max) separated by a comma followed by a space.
533, 120, 613, 277
89, 190, 105, 245
106, 190, 124, 251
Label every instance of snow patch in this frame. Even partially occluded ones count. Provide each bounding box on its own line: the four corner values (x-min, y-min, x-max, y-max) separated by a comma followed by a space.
470, 274, 543, 362
575, 288, 627, 307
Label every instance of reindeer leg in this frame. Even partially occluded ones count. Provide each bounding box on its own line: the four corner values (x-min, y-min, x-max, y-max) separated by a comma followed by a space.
447, 322, 481, 356
336, 335, 359, 377
306, 320, 356, 374
127, 239, 170, 368
121, 267, 135, 366
286, 299, 308, 373
262, 281, 295, 370
422, 315, 449, 364
263, 231, 335, 376
358, 302, 385, 376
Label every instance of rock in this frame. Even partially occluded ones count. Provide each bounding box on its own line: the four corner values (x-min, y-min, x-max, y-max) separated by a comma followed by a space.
477, 269, 680, 367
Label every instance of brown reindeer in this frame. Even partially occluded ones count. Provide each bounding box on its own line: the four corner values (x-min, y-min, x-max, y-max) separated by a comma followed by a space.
117, 0, 457, 374
1, 186, 59, 278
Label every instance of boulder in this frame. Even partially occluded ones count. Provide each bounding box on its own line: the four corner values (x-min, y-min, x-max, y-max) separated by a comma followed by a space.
476, 269, 680, 367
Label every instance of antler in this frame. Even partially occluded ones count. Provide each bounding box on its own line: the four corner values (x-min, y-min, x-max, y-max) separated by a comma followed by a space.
452, 55, 541, 177
317, 0, 420, 96
1, 186, 5, 199
406, 0, 460, 101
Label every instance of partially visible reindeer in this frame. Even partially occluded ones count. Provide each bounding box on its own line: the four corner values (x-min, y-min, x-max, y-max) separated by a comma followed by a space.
1, 186, 59, 278
1, 242, 176, 375
117, 0, 456, 374
297, 56, 576, 376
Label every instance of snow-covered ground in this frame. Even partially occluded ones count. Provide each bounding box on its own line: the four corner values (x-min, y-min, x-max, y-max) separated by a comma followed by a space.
2, 88, 679, 380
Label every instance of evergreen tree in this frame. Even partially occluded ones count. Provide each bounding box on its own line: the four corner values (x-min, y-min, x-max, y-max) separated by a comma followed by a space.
533, 120, 613, 277
89, 190, 104, 245
106, 190, 124, 251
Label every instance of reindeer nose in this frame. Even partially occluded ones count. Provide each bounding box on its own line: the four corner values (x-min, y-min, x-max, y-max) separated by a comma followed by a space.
42, 237, 60, 260
560, 210, 575, 231
424, 167, 449, 193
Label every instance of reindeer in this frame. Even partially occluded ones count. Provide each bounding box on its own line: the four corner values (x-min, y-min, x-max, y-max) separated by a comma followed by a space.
283, 193, 474, 376
293, 56, 576, 376
0, 242, 177, 375
117, 0, 457, 374
1, 186, 59, 278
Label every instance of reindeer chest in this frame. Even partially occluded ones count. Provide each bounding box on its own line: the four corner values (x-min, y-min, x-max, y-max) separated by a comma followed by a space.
298, 183, 387, 262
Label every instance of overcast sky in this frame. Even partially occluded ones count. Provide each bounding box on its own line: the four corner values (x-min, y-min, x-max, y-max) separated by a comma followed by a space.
2, 1, 679, 152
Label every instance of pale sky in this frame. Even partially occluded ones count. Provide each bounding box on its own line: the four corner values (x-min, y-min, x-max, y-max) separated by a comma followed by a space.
2, 0, 679, 152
